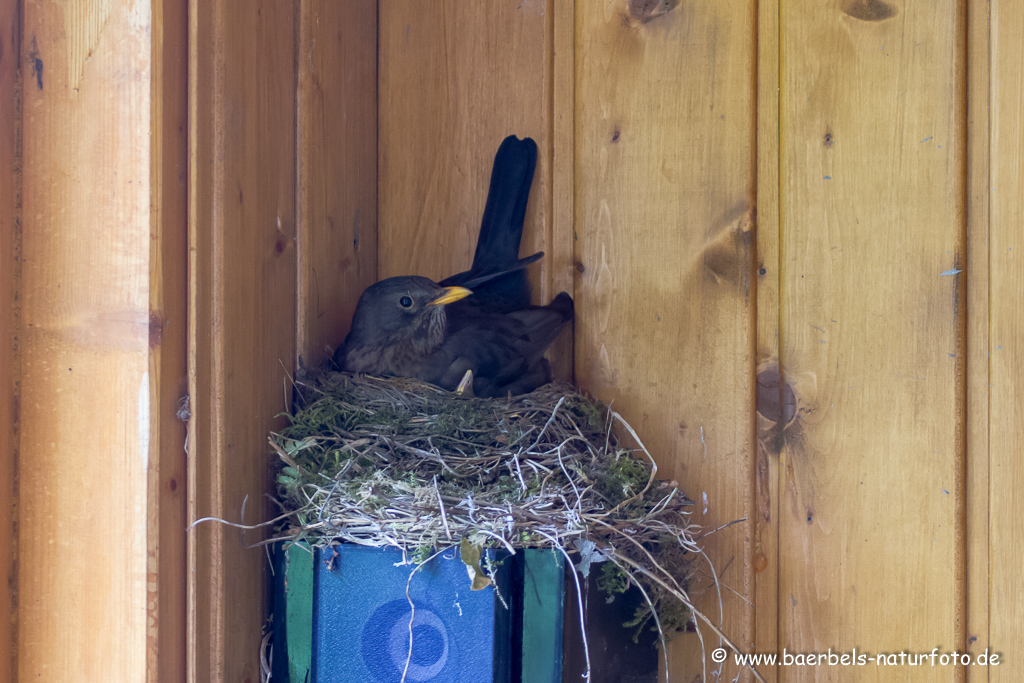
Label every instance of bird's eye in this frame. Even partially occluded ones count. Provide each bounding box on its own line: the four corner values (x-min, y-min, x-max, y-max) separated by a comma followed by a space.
399, 296, 413, 308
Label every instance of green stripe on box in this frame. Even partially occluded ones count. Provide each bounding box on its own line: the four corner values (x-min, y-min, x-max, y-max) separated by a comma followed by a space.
521, 549, 565, 682
279, 542, 313, 683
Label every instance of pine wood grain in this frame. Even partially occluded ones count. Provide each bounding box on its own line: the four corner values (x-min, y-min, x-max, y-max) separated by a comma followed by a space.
965, 0, 991, 677
0, 3, 18, 682
150, 0, 189, 680
547, 0, 576, 382
987, 1, 1024, 678
19, 1, 152, 679
377, 2, 563, 355
188, 2, 298, 681
296, 0, 378, 370
755, 0, 782, 678
778, 2, 966, 680
574, 2, 758, 679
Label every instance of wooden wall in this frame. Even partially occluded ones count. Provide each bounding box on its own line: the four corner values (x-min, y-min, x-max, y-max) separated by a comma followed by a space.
574, 2, 758, 677
980, 1, 1024, 680
0, 4, 17, 683
188, 1, 299, 680
16, 0, 164, 681
296, 1, 379, 369
773, 2, 966, 681
153, 1, 190, 680
3, 1, 1023, 682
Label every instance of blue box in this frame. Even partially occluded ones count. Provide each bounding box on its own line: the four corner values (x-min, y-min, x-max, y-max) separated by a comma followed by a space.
273, 544, 564, 683
315, 545, 510, 683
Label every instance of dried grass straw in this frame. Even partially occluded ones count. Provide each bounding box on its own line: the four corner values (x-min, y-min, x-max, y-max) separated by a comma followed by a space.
266, 372, 763, 683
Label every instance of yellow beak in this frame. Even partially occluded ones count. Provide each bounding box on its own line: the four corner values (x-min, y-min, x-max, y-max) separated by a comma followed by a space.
427, 286, 473, 307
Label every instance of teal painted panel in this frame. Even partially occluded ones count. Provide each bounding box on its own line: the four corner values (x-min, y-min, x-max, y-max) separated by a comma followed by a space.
285, 544, 314, 683
521, 549, 564, 682
273, 542, 314, 683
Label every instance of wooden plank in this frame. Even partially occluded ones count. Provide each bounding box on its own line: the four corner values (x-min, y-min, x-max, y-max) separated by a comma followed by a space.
377, 2, 563, 374
296, 0, 378, 370
150, 0, 190, 680
19, 1, 152, 680
778, 2, 965, 680
574, 1, 758, 679
755, 0, 782, 678
987, 0, 1024, 678
186, 1, 208, 675
0, 3, 19, 682
965, 0, 991, 678
548, 0, 575, 382
188, 1, 298, 681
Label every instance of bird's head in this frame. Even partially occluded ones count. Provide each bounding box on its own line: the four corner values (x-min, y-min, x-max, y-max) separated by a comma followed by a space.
347, 276, 472, 354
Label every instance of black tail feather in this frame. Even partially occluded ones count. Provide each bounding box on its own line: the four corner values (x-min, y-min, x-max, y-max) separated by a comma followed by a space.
442, 136, 539, 313
472, 135, 538, 274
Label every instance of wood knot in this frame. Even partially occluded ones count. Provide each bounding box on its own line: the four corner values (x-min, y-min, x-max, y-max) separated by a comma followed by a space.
756, 365, 797, 427
753, 552, 768, 573
628, 0, 679, 22
844, 0, 896, 21
701, 203, 754, 290
149, 312, 163, 348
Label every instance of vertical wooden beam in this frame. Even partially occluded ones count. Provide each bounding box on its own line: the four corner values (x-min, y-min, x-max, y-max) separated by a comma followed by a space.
574, 1, 758, 679
965, 0, 990, 679
549, 0, 575, 384
986, 1, 1024, 678
755, 0, 782, 678
188, 1, 298, 681
296, 0, 378, 370
377, 2, 564, 381
150, 0, 189, 680
0, 3, 19, 683
20, 0, 152, 679
777, 2, 966, 680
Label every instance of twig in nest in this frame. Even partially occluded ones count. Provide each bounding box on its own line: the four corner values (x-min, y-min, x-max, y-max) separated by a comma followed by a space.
400, 545, 456, 683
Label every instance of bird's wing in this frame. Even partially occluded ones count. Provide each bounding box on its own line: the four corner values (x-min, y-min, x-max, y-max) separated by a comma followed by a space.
437, 293, 573, 396
431, 322, 531, 394
504, 294, 574, 367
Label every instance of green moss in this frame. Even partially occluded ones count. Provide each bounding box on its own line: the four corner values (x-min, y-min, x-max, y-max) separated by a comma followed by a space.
280, 397, 352, 436
491, 475, 514, 500
431, 400, 495, 439
593, 453, 651, 507
411, 545, 434, 564
596, 562, 630, 596
651, 596, 692, 635
565, 397, 606, 431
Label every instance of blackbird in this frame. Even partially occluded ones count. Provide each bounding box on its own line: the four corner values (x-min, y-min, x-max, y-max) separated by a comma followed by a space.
334, 135, 573, 397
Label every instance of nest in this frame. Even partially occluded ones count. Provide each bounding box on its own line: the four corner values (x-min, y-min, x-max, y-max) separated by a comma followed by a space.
268, 371, 760, 682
